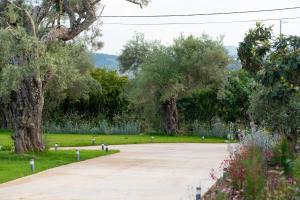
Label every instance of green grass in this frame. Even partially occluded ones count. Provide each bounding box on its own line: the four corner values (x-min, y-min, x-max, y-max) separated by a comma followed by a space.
0, 130, 229, 148
0, 149, 118, 184
0, 130, 230, 184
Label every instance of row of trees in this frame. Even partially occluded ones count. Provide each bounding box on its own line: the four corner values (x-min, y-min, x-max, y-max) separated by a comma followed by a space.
0, 1, 298, 153
42, 34, 254, 135
118, 33, 258, 134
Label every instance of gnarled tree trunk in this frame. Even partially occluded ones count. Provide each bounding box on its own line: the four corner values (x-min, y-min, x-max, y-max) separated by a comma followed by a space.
0, 103, 12, 129
10, 76, 44, 154
0, 107, 8, 129
162, 97, 178, 134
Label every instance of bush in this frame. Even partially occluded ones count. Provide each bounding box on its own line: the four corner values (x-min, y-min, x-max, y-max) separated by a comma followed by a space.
272, 137, 295, 174
243, 146, 265, 200
263, 177, 300, 200
43, 120, 141, 135
192, 120, 235, 138
292, 157, 300, 181
222, 148, 247, 190
240, 129, 280, 153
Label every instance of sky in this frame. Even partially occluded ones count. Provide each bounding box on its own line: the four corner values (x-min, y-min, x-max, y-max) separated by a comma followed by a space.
99, 0, 300, 55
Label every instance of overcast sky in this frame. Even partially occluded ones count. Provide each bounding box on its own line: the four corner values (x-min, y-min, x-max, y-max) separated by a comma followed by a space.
99, 0, 300, 55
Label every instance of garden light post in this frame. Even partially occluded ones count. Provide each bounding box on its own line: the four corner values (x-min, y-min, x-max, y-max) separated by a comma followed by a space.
29, 159, 35, 173
196, 186, 201, 200
105, 145, 108, 152
54, 144, 58, 151
76, 149, 80, 161
101, 144, 105, 150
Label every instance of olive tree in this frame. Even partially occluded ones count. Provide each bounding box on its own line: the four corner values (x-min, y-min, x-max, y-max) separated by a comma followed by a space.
0, 0, 148, 153
125, 35, 229, 134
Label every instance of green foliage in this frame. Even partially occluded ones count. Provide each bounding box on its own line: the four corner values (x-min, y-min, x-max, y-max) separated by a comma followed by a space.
119, 33, 159, 74
44, 120, 141, 135
178, 89, 219, 123
243, 146, 265, 200
0, 28, 44, 98
89, 69, 129, 119
238, 22, 272, 75
219, 70, 255, 123
192, 120, 234, 138
272, 137, 295, 175
45, 68, 129, 122
292, 156, 300, 181
124, 34, 229, 132
240, 23, 300, 139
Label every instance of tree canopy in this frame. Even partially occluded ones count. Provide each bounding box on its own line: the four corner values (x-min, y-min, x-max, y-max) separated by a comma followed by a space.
238, 23, 300, 144
0, 0, 149, 153
122, 34, 230, 133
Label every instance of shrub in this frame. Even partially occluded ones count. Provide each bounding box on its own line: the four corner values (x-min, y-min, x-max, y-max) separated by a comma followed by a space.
192, 120, 235, 138
292, 157, 300, 181
263, 177, 300, 200
222, 148, 247, 189
243, 146, 265, 200
272, 137, 295, 175
240, 129, 280, 153
43, 120, 141, 135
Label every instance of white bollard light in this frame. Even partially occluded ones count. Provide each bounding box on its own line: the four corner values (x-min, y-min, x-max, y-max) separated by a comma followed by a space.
101, 144, 105, 151
202, 136, 205, 140
54, 144, 58, 151
30, 159, 35, 173
196, 186, 201, 200
76, 149, 80, 161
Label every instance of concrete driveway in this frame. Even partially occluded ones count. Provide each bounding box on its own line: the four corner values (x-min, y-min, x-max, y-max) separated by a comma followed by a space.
0, 143, 229, 200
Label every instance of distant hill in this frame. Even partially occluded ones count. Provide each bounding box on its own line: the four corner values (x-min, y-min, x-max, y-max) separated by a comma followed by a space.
226, 46, 238, 57
92, 53, 119, 71
225, 46, 241, 70
92, 46, 241, 71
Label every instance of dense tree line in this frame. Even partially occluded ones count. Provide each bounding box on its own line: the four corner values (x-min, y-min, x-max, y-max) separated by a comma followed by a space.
0, 0, 298, 155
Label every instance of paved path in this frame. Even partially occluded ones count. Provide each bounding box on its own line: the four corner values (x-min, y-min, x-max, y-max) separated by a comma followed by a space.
0, 143, 230, 200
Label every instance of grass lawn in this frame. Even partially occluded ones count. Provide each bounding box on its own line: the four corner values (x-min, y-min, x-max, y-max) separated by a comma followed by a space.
0, 130, 229, 148
0, 149, 118, 184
